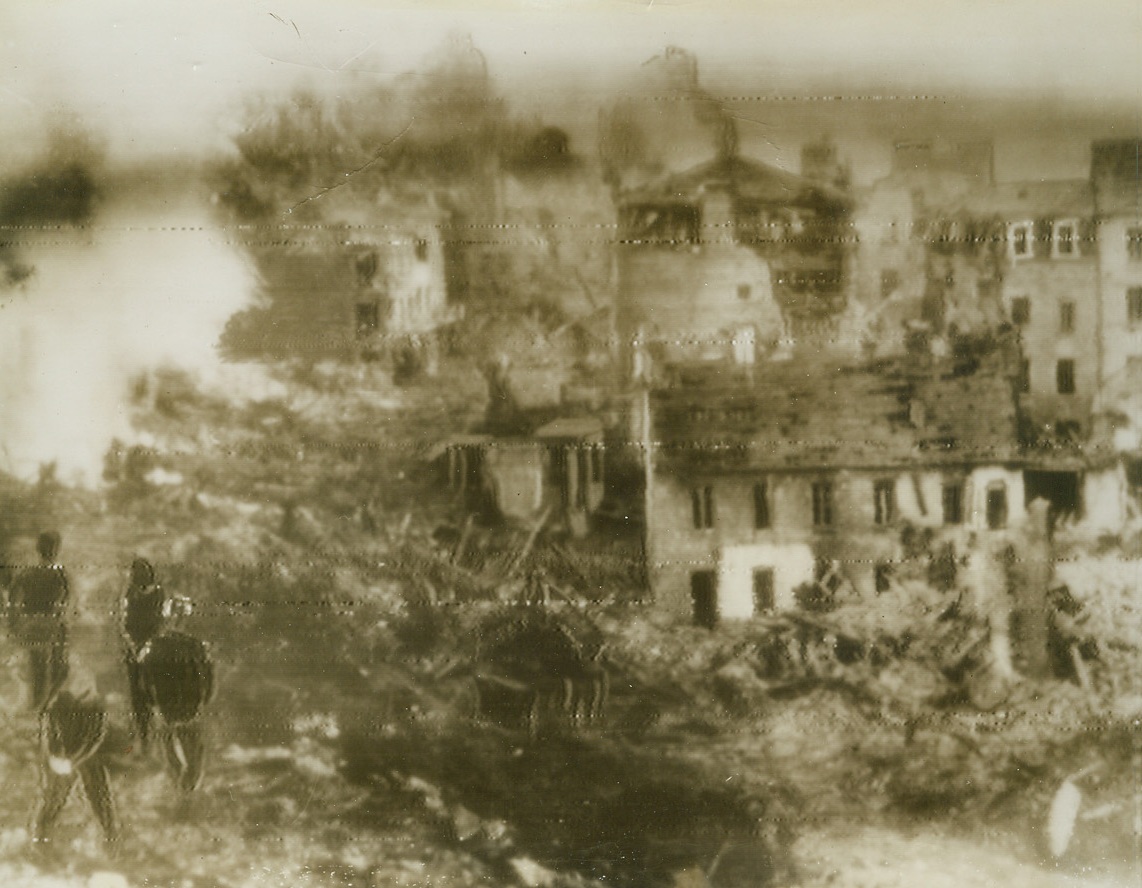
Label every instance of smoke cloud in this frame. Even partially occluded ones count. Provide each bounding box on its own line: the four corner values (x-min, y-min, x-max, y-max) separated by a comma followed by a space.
0, 182, 257, 485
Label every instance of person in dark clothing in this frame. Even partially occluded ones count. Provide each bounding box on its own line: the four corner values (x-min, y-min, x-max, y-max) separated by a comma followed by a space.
8, 532, 70, 711
33, 690, 120, 852
138, 631, 215, 794
121, 558, 174, 748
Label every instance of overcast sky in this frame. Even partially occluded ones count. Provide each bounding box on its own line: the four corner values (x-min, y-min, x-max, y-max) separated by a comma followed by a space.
2, 0, 1140, 178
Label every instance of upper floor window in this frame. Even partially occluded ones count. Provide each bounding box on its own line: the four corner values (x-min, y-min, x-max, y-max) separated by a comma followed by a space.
737, 284, 752, 301
811, 480, 834, 527
1057, 359, 1076, 395
414, 238, 429, 262
1008, 221, 1033, 260
1060, 300, 1076, 334
1011, 296, 1031, 325
873, 480, 896, 525
1053, 220, 1078, 258
753, 481, 770, 529
1127, 226, 1142, 261
1128, 287, 1142, 325
355, 251, 379, 285
622, 203, 701, 245
691, 486, 715, 529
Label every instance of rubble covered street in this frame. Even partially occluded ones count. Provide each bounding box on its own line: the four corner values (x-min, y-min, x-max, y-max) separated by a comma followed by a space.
2, 5, 1141, 887
0, 362, 1137, 888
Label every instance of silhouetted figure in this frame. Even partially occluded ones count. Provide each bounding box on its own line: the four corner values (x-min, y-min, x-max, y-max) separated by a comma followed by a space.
8, 532, 70, 711
33, 691, 120, 852
122, 558, 187, 749
138, 631, 215, 794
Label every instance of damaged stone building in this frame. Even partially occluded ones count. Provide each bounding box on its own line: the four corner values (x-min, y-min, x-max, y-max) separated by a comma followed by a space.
226, 192, 460, 365
433, 416, 606, 537
614, 154, 851, 379
642, 353, 1028, 624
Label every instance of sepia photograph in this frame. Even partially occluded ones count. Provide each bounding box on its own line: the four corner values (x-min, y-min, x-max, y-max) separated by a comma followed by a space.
0, 1, 1139, 885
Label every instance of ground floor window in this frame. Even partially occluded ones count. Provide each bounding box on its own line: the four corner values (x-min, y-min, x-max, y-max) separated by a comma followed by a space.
986, 483, 1008, 529
752, 568, 775, 613
942, 480, 964, 525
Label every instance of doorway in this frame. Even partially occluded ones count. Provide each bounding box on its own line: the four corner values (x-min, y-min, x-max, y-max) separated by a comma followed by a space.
690, 571, 718, 629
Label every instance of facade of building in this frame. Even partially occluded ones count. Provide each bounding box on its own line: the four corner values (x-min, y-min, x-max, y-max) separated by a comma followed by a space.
1091, 140, 1142, 403
643, 354, 1027, 623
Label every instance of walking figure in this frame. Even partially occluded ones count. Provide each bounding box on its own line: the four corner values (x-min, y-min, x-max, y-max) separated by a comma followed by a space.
138, 631, 215, 794
33, 690, 120, 852
121, 558, 190, 749
8, 532, 70, 711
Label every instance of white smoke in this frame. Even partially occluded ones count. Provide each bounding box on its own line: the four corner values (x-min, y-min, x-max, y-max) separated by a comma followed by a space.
0, 191, 260, 484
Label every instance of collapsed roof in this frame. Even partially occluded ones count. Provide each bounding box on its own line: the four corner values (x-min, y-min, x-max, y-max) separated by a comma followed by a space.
652, 351, 1021, 475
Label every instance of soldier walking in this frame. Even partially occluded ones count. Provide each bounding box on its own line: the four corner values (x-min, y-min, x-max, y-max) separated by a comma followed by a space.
33, 690, 120, 853
138, 630, 215, 794
8, 532, 71, 711
121, 558, 189, 749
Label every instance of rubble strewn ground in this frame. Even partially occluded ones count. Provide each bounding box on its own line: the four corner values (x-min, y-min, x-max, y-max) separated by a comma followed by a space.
1, 360, 1138, 887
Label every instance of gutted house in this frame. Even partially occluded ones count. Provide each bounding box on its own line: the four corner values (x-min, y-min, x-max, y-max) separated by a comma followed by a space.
941, 181, 1100, 441
434, 416, 607, 537
643, 353, 1027, 624
614, 155, 851, 379
225, 192, 459, 364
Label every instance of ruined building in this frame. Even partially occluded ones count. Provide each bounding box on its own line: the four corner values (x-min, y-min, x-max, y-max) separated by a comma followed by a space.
641, 352, 1027, 623
224, 192, 460, 365
614, 155, 851, 378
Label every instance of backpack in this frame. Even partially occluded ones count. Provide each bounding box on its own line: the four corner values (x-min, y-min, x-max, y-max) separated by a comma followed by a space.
44, 692, 107, 769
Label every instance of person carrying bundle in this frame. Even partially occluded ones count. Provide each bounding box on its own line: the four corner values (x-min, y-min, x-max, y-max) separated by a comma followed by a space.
137, 630, 215, 794
121, 558, 191, 749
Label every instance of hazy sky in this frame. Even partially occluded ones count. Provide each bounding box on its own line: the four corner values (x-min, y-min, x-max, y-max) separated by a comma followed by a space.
1, 0, 1140, 177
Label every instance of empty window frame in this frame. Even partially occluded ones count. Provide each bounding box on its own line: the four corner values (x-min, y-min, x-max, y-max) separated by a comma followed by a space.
691, 485, 715, 529
589, 446, 603, 484
811, 480, 834, 527
752, 568, 775, 613
1011, 296, 1031, 325
1060, 300, 1076, 334
942, 480, 965, 525
1128, 288, 1142, 325
1057, 359, 1076, 395
1009, 221, 1033, 259
355, 301, 380, 336
986, 483, 1008, 530
1126, 226, 1142, 261
753, 481, 770, 529
1053, 220, 1078, 258
873, 479, 896, 525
